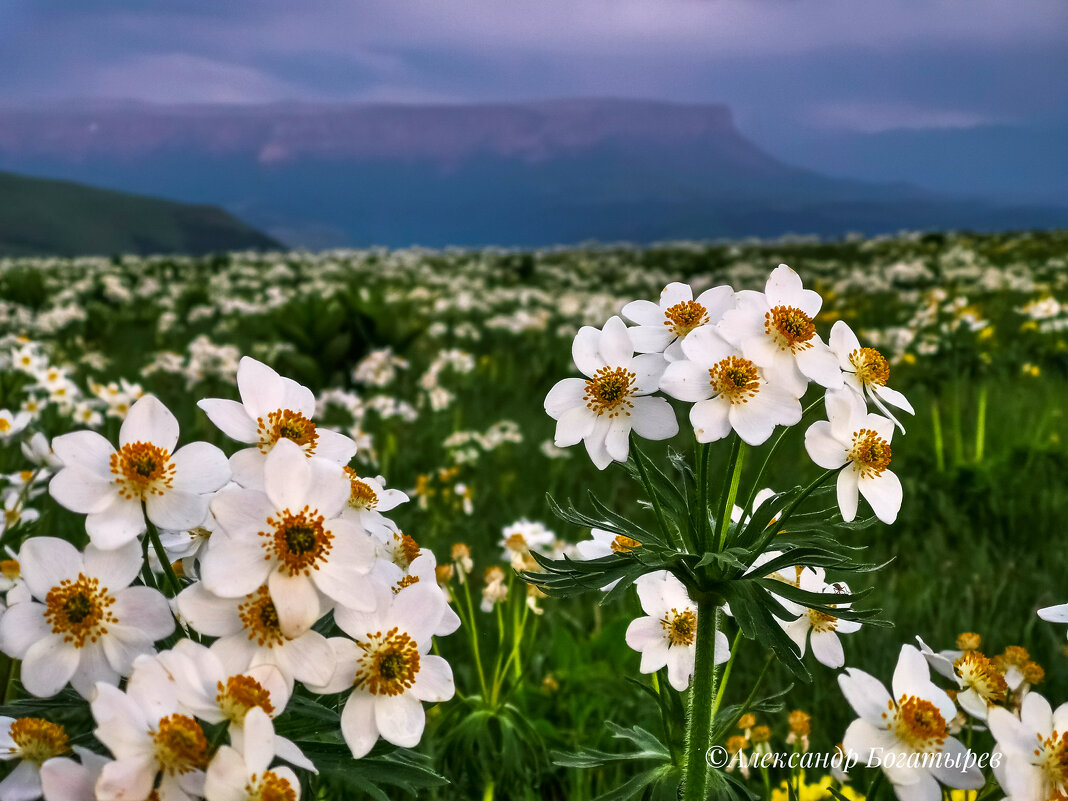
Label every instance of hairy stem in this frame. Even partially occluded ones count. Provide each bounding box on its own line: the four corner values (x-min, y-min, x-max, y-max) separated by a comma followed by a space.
682, 604, 722, 801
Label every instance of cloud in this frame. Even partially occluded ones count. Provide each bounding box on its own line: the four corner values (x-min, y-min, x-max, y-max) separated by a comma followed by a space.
805, 102, 999, 133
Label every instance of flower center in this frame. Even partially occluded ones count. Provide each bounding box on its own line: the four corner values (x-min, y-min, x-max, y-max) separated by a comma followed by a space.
0, 559, 20, 581
954, 651, 1008, 704
504, 533, 529, 553
110, 441, 175, 500
849, 348, 890, 386
765, 306, 816, 352
152, 714, 208, 775
263, 507, 331, 575
44, 574, 117, 647
394, 575, 420, 593
610, 535, 641, 553
386, 532, 421, 569
8, 718, 69, 764
354, 627, 421, 696
808, 608, 839, 633
847, 429, 892, 477
893, 695, 947, 752
662, 608, 697, 647
584, 366, 636, 418
1039, 731, 1068, 799
344, 468, 378, 510
216, 675, 275, 725
238, 587, 286, 647
257, 409, 318, 454
248, 771, 298, 801
663, 300, 709, 337
708, 356, 761, 404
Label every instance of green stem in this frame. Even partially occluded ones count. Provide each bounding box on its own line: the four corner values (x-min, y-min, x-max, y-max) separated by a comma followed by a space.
681, 604, 722, 801
3, 658, 19, 703
711, 628, 744, 717
931, 397, 945, 473
482, 780, 495, 801
714, 436, 746, 552
868, 768, 885, 801
974, 383, 988, 463
459, 579, 490, 701
143, 508, 182, 597
952, 382, 964, 467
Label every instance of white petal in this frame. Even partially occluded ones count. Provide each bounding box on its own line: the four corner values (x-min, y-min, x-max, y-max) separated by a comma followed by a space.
202, 746, 247, 801
18, 537, 82, 599
314, 428, 358, 466
891, 644, 932, 699
931, 737, 985, 789
630, 396, 678, 442
268, 571, 321, 639
0, 602, 50, 657
146, 489, 209, 532
340, 693, 379, 758
604, 418, 632, 462
659, 282, 693, 308
858, 471, 902, 525
50, 430, 114, 475
210, 488, 274, 539
85, 498, 146, 549
544, 378, 586, 419
690, 399, 731, 444
621, 299, 664, 327
112, 587, 176, 641
49, 467, 117, 515
836, 468, 860, 522
228, 448, 268, 490
660, 360, 714, 403
810, 630, 845, 668
374, 693, 425, 748
96, 756, 156, 801
263, 439, 311, 512
838, 668, 893, 726
410, 655, 454, 703
571, 326, 603, 378
170, 442, 231, 494
553, 406, 595, 448
628, 326, 674, 354
175, 584, 242, 637
1038, 602, 1068, 623
599, 316, 634, 367
120, 395, 179, 451
201, 535, 271, 598
197, 398, 258, 443
83, 541, 142, 592
795, 342, 844, 389
237, 357, 285, 420
0, 760, 43, 801
41, 756, 96, 801
21, 635, 80, 697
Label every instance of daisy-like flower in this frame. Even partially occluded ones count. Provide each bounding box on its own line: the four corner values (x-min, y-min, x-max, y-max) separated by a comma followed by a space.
987, 691, 1068, 801
718, 265, 843, 397
624, 571, 729, 692
0, 716, 72, 800
0, 409, 31, 440
48, 394, 231, 549
0, 537, 174, 698
201, 439, 376, 637
39, 746, 110, 801
1038, 602, 1068, 640
622, 282, 735, 362
574, 527, 642, 591
499, 519, 555, 570
481, 567, 508, 613
308, 583, 455, 759
838, 644, 984, 801
951, 650, 1009, 721
805, 390, 902, 524
370, 554, 461, 638
544, 316, 677, 470
198, 356, 357, 489
339, 468, 408, 538
828, 321, 915, 432
777, 569, 861, 669
660, 326, 802, 445
204, 707, 303, 801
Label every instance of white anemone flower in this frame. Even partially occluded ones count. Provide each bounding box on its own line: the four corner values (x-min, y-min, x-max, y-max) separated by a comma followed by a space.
370, 557, 461, 638
204, 708, 302, 801
776, 568, 861, 669
717, 265, 843, 397
660, 326, 802, 445
805, 390, 902, 524
201, 439, 376, 638
828, 321, 915, 432
198, 356, 357, 489
0, 537, 174, 698
574, 528, 642, 591
308, 583, 455, 759
544, 316, 677, 470
1038, 602, 1068, 640
839, 644, 984, 801
950, 650, 1010, 722
0, 716, 76, 801
988, 692, 1068, 801
339, 469, 408, 538
499, 519, 556, 569
48, 394, 230, 549
622, 282, 735, 361
0, 409, 31, 440
624, 571, 729, 692
40, 745, 110, 801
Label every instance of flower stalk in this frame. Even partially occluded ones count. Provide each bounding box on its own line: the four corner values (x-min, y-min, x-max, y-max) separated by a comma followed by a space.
681, 603, 722, 801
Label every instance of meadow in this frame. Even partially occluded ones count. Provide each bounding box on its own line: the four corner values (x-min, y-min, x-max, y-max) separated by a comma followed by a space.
0, 229, 1064, 800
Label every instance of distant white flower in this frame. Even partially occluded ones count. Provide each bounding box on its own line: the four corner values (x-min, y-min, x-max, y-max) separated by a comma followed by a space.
988, 692, 1068, 801
574, 528, 642, 591
499, 519, 555, 569
0, 716, 74, 801
828, 321, 914, 432
0, 409, 31, 440
49, 395, 230, 549
718, 264, 843, 396
805, 390, 902, 524
204, 708, 303, 801
545, 316, 677, 470
660, 326, 801, 445
0, 537, 173, 698
622, 282, 734, 361
339, 469, 408, 538
1038, 602, 1068, 640
198, 356, 357, 489
839, 644, 983, 801
776, 569, 860, 669
624, 571, 729, 691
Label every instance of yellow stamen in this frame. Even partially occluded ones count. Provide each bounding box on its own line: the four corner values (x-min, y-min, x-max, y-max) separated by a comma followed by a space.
663, 300, 709, 338
708, 356, 761, 404
44, 574, 117, 647
584, 366, 636, 418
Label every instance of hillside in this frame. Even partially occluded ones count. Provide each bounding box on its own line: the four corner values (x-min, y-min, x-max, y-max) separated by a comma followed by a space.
0, 170, 279, 257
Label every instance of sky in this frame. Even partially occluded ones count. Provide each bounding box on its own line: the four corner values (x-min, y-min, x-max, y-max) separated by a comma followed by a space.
1, 0, 1066, 162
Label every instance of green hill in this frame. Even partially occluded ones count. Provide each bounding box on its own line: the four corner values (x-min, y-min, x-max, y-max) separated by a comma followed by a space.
0, 170, 279, 257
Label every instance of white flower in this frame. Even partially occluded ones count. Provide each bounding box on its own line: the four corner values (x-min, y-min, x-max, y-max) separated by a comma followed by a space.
805, 390, 902, 524
307, 583, 455, 758
574, 528, 642, 591
369, 555, 461, 638
622, 282, 734, 361
988, 692, 1068, 801
838, 644, 983, 801
718, 264, 843, 396
0, 716, 75, 801
660, 326, 802, 445
198, 356, 357, 489
544, 316, 677, 470
204, 708, 303, 801
499, 519, 555, 569
0, 409, 31, 440
776, 569, 860, 669
828, 321, 915, 432
339, 469, 408, 538
40, 746, 110, 801
0, 537, 174, 698
48, 395, 230, 549
201, 439, 376, 637
951, 650, 1009, 721
624, 571, 729, 692
1038, 602, 1068, 640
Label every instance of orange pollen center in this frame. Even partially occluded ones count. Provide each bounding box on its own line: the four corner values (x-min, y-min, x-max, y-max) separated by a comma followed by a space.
0, 559, 20, 580
893, 696, 947, 751
257, 409, 318, 453
239, 586, 286, 647
954, 651, 1008, 703
504, 533, 529, 553
263, 506, 331, 575
391, 533, 421, 569
44, 574, 116, 647
110, 441, 175, 499
610, 535, 641, 553
1038, 731, 1068, 798
765, 306, 816, 351
849, 348, 890, 386
848, 429, 892, 477
584, 366, 636, 417
216, 675, 275, 724
8, 718, 69, 764
247, 771, 298, 801
152, 714, 208, 775
708, 356, 761, 404
354, 627, 421, 696
662, 608, 697, 647
808, 607, 839, 633
394, 575, 421, 593
663, 300, 709, 337
344, 468, 378, 510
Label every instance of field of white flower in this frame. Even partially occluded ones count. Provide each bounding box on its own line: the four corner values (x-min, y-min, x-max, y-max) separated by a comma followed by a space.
0, 230, 1064, 801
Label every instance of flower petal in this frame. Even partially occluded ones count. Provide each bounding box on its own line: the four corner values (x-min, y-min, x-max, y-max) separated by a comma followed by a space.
120, 395, 179, 451
197, 398, 258, 443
